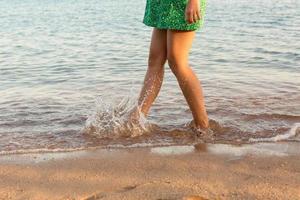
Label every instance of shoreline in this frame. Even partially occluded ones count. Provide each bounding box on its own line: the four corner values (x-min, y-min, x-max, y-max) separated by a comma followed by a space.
0, 142, 299, 199
0, 141, 299, 160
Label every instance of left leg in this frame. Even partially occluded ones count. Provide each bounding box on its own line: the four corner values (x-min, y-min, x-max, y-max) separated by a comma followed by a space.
167, 29, 209, 129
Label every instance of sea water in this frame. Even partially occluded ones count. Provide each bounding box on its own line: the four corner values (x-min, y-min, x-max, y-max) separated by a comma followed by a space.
0, 0, 299, 154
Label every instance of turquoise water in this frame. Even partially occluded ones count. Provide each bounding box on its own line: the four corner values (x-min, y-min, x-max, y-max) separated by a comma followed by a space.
0, 0, 299, 154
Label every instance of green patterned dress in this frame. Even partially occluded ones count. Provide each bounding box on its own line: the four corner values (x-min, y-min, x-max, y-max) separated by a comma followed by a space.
142, 0, 206, 31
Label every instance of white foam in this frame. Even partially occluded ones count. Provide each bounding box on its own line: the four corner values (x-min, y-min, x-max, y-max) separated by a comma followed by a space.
151, 145, 195, 155
107, 141, 175, 149
0, 147, 89, 156
249, 123, 300, 142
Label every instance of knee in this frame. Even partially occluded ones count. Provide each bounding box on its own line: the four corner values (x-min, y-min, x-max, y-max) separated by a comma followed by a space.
148, 51, 166, 71
167, 53, 187, 76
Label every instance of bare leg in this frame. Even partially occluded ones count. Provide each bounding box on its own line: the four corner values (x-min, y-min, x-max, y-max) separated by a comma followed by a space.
167, 29, 209, 129
129, 28, 167, 120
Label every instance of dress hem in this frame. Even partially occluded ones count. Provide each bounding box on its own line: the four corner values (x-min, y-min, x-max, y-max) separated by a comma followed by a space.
142, 21, 202, 31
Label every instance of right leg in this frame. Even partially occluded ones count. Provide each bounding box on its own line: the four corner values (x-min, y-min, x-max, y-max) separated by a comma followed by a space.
132, 28, 167, 119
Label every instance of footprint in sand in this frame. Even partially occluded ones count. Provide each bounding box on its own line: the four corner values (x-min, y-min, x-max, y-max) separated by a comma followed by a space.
183, 195, 209, 200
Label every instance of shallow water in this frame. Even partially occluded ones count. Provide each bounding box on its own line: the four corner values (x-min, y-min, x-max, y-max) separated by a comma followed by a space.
0, 0, 299, 154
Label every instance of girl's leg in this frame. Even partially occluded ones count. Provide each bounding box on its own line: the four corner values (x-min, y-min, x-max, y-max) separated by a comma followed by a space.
167, 29, 209, 129
130, 28, 167, 119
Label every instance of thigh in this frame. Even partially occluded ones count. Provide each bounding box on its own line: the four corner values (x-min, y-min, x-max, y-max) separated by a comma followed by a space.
167, 30, 196, 65
148, 28, 168, 65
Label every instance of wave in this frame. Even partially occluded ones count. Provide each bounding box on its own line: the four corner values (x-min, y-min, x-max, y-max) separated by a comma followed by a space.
0, 147, 89, 156
1, 123, 299, 156
241, 113, 300, 121
2, 92, 299, 156
249, 123, 300, 142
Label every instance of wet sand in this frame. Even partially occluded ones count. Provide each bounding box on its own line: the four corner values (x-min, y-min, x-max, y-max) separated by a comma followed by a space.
0, 143, 300, 200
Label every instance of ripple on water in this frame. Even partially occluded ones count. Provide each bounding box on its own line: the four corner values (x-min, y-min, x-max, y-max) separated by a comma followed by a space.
0, 0, 299, 154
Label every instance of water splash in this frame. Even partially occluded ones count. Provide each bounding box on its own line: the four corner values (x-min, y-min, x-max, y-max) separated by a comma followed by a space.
83, 94, 154, 139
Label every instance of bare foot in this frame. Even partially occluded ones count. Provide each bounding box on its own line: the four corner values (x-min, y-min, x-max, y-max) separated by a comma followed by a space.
126, 106, 143, 124
185, 119, 214, 136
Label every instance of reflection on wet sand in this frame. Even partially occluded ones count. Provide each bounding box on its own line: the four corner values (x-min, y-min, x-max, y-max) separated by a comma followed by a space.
150, 142, 300, 157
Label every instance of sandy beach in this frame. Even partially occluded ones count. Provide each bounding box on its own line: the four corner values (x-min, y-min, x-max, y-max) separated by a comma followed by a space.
0, 142, 299, 200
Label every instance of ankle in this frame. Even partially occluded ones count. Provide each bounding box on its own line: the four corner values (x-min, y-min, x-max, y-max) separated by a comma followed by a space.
194, 119, 209, 130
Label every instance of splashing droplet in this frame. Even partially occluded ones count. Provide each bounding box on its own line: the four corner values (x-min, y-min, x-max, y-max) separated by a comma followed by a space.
83, 95, 154, 139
